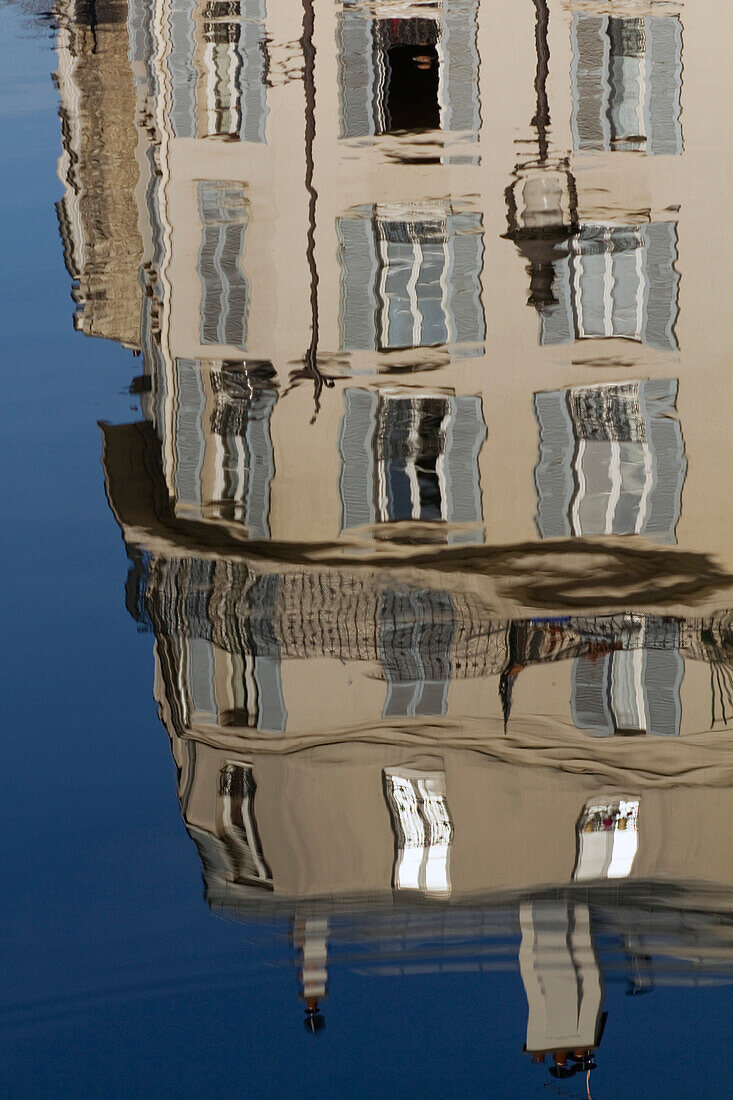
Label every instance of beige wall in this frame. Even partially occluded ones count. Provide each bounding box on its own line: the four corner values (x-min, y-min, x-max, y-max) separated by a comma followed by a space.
176, 736, 733, 902
142, 0, 733, 574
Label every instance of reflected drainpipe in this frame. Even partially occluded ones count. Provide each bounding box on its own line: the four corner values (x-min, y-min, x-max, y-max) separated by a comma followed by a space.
290, 0, 333, 418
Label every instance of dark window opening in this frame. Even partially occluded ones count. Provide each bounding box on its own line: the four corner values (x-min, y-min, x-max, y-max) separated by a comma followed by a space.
374, 19, 440, 133
375, 396, 448, 523
383, 44, 439, 132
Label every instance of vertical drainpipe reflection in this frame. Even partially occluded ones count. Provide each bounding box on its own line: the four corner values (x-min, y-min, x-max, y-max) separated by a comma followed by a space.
295, 0, 333, 417
532, 0, 550, 164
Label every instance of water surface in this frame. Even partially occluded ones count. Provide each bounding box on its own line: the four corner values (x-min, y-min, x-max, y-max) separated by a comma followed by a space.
3, 0, 733, 1095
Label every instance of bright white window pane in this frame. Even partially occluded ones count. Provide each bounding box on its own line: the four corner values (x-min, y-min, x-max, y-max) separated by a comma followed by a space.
575, 798, 640, 881
384, 769, 453, 897
607, 824, 639, 879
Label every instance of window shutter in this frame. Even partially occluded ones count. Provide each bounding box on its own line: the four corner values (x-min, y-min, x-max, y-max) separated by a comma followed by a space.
185, 558, 216, 640
169, 0, 197, 138
441, 1, 480, 135
414, 235, 449, 348
246, 574, 278, 654
609, 442, 648, 536
640, 222, 679, 351
339, 388, 377, 530
174, 358, 206, 510
384, 682, 419, 718
574, 227, 609, 337
243, 389, 276, 540
647, 16, 683, 156
127, 0, 153, 70
611, 233, 645, 339
533, 389, 575, 538
241, 0, 268, 143
188, 636, 217, 718
248, 575, 287, 732
640, 378, 686, 543
254, 657, 287, 732
644, 647, 683, 737
539, 253, 574, 346
571, 14, 608, 151
416, 680, 450, 716
337, 214, 378, 350
219, 763, 273, 883
444, 395, 486, 543
337, 9, 375, 138
446, 212, 485, 345
188, 824, 234, 885
572, 653, 614, 736
198, 181, 249, 349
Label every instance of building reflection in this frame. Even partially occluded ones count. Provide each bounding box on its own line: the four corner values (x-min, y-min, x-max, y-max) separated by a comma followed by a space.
99, 397, 733, 1063
53, 0, 733, 1080
143, 0, 269, 142
119, 553, 733, 1063
55, 0, 724, 566
117, 523, 732, 739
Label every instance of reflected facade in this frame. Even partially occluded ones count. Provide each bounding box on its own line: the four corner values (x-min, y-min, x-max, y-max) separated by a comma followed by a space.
53, 0, 733, 1086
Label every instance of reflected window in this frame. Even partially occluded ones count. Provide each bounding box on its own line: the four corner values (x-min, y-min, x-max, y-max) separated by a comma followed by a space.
337, 1, 480, 139
339, 388, 486, 542
198, 181, 249, 348
572, 617, 683, 737
539, 223, 679, 350
380, 588, 455, 717
218, 761, 273, 887
202, 1, 243, 137
574, 798, 640, 881
338, 204, 485, 351
376, 396, 448, 524
218, 574, 287, 733
534, 379, 686, 543
383, 767, 453, 895
377, 18, 440, 133
201, 0, 268, 141
163, 0, 267, 140
171, 359, 275, 539
208, 362, 276, 534
160, 564, 286, 732
572, 14, 682, 156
